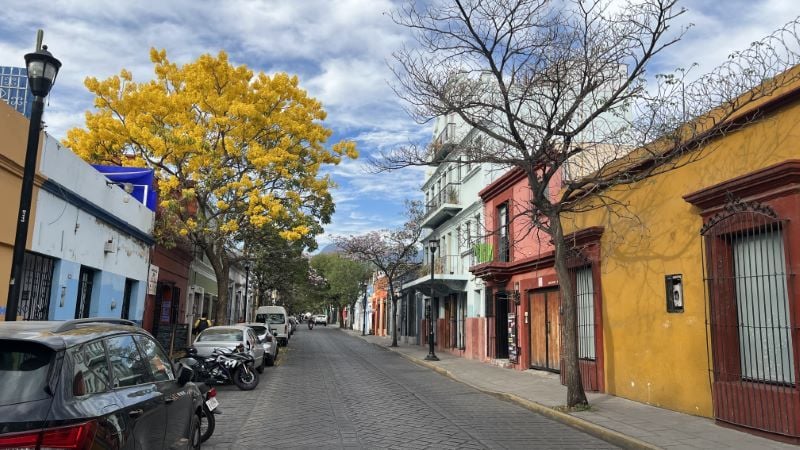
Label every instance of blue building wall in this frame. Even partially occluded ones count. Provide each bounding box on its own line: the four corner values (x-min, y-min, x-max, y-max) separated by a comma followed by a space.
0, 66, 34, 118
48, 259, 147, 322
48, 260, 80, 320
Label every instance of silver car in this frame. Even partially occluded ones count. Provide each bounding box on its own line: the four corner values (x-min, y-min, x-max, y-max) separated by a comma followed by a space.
239, 323, 279, 367
193, 325, 266, 373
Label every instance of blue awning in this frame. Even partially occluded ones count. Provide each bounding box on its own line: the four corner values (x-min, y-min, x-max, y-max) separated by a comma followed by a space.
91, 165, 157, 212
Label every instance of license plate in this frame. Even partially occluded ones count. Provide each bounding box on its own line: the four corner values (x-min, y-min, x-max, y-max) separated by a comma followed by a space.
205, 397, 219, 411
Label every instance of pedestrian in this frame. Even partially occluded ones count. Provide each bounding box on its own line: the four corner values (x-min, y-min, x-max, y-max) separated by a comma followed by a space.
193, 316, 212, 335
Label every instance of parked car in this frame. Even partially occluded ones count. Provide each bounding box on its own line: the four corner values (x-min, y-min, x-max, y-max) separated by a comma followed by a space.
0, 318, 203, 450
239, 322, 278, 367
255, 306, 291, 346
314, 314, 328, 326
192, 325, 266, 372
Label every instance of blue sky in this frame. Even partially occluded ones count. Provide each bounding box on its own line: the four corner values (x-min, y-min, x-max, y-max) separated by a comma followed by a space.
0, 0, 797, 248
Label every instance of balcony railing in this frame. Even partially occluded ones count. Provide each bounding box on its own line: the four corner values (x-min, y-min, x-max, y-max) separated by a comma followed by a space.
429, 122, 457, 164
425, 182, 461, 215
417, 255, 467, 278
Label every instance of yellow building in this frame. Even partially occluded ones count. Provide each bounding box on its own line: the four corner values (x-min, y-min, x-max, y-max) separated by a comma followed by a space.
561, 68, 800, 440
0, 100, 41, 319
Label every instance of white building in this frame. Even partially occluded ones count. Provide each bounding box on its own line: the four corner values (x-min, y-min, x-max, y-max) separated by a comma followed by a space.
21, 134, 154, 322
401, 113, 504, 353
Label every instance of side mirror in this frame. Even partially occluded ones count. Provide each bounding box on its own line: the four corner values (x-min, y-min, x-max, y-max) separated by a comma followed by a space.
177, 364, 194, 386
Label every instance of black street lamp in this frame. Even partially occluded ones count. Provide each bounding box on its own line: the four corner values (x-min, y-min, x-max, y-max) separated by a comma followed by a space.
361, 280, 368, 336
6, 33, 61, 321
425, 238, 439, 361
243, 264, 250, 322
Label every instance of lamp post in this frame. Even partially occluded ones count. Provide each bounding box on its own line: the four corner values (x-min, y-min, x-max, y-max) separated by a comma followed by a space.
361, 280, 368, 336
6, 32, 61, 321
243, 264, 250, 323
425, 239, 439, 361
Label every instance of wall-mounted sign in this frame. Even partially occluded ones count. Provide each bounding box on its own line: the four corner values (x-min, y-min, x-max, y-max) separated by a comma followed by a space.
508, 313, 519, 364
147, 264, 160, 295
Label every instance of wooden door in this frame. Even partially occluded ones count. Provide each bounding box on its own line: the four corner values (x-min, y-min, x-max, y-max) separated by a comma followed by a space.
546, 291, 562, 370
529, 291, 548, 368
529, 289, 561, 371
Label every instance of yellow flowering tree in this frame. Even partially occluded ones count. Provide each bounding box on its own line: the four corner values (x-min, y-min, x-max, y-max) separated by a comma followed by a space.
65, 49, 356, 324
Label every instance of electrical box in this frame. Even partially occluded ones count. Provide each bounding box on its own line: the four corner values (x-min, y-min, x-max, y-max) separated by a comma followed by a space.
666, 274, 684, 313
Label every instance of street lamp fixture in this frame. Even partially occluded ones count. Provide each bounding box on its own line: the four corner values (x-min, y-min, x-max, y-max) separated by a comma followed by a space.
360, 280, 368, 336
425, 238, 439, 361
6, 31, 61, 321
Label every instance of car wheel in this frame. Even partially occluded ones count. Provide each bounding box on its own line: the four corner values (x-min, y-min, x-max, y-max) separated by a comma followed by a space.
256, 357, 264, 373
265, 354, 275, 367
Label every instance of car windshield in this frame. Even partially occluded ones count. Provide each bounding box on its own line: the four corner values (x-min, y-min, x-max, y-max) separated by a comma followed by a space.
196, 329, 243, 342
256, 313, 285, 324
0, 341, 53, 406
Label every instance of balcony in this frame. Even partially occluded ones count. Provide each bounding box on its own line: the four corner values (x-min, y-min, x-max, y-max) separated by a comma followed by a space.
429, 122, 457, 165
401, 254, 470, 295
421, 182, 463, 229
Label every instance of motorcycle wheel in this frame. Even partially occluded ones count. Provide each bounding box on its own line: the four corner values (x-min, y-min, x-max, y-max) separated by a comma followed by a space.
233, 364, 259, 390
199, 405, 215, 443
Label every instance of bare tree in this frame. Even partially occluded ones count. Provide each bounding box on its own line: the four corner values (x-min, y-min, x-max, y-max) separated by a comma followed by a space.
377, 0, 800, 407
334, 201, 425, 347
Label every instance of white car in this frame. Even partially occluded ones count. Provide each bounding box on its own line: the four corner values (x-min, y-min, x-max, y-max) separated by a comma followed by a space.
314, 314, 328, 326
193, 325, 266, 372
240, 323, 278, 366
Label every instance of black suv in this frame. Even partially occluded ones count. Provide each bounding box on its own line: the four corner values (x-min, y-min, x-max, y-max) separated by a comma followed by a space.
0, 318, 203, 449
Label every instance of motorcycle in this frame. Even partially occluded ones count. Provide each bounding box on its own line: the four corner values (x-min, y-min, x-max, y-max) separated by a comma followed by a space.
181, 345, 260, 391
308, 320, 314, 330
196, 383, 219, 443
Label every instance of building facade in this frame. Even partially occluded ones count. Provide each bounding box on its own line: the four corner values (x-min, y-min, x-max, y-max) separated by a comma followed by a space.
26, 134, 154, 323
0, 66, 34, 118
561, 67, 800, 439
470, 167, 562, 372
402, 113, 504, 360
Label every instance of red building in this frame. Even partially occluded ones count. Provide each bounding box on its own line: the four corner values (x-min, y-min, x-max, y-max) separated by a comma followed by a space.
470, 167, 562, 372
142, 244, 193, 355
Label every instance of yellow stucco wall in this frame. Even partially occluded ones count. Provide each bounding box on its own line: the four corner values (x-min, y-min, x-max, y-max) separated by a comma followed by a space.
561, 89, 800, 417
0, 100, 41, 318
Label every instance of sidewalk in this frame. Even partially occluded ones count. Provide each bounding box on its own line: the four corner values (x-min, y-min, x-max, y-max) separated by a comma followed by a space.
342, 328, 795, 450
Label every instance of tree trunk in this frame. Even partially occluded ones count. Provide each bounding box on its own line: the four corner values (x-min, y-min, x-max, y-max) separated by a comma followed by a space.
388, 278, 398, 347
206, 245, 231, 327
551, 213, 588, 408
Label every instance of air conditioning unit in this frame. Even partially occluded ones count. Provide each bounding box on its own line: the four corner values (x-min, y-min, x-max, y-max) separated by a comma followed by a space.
104, 238, 116, 253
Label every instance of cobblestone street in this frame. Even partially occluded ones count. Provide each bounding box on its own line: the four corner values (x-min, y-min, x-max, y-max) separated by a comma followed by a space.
204, 326, 617, 449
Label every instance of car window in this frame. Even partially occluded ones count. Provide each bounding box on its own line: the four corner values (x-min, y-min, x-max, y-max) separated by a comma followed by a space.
246, 330, 257, 346
266, 314, 285, 324
134, 335, 175, 382
72, 340, 110, 396
196, 329, 243, 342
249, 325, 267, 335
0, 341, 53, 406
106, 335, 152, 388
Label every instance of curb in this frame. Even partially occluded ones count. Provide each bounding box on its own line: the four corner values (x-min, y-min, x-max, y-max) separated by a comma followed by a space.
383, 345, 658, 450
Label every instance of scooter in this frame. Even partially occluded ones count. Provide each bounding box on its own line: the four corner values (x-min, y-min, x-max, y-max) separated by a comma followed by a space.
308, 320, 314, 330
196, 382, 220, 443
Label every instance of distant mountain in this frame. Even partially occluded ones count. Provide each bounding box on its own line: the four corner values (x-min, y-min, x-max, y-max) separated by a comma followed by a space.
318, 243, 342, 254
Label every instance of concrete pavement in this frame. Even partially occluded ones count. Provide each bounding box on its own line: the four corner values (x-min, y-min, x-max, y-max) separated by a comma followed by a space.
344, 328, 796, 449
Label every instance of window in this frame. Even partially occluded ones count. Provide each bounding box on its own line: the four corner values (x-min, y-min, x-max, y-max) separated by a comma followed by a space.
72, 340, 110, 396
196, 328, 244, 341
498, 203, 510, 262
134, 335, 174, 382
576, 267, 596, 360
0, 341, 53, 405
106, 335, 151, 388
733, 230, 794, 384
